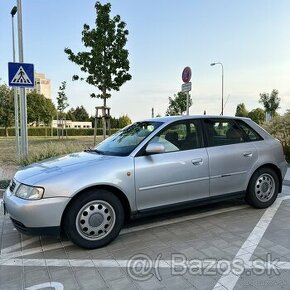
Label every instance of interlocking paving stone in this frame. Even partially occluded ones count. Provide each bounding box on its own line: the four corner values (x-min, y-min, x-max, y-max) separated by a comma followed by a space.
1, 191, 290, 289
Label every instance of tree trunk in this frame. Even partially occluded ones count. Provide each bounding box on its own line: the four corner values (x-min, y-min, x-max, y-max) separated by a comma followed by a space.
102, 97, 107, 140
5, 127, 8, 137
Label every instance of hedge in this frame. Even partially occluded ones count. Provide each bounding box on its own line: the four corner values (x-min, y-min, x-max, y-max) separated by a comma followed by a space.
0, 127, 119, 137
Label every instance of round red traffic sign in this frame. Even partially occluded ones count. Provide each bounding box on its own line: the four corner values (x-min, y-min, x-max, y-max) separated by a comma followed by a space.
182, 66, 192, 83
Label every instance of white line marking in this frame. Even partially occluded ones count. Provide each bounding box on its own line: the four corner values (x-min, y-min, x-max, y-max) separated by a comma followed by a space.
213, 196, 290, 290
1, 258, 290, 270
121, 205, 248, 235
26, 282, 64, 290
1, 237, 39, 254
0, 241, 73, 261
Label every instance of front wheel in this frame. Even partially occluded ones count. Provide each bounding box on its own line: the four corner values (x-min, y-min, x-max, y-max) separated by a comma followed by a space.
64, 189, 124, 249
246, 167, 279, 209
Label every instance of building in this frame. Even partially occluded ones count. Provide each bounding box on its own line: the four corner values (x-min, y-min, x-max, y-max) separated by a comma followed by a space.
52, 120, 92, 129
26, 72, 51, 99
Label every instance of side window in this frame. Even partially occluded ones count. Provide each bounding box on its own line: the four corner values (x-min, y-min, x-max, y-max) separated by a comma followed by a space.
149, 121, 202, 153
236, 120, 263, 141
204, 119, 245, 147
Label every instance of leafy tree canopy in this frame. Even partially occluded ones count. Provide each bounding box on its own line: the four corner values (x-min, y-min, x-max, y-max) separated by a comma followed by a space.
259, 89, 280, 115
235, 103, 248, 117
0, 84, 14, 136
27, 91, 56, 126
64, 1, 132, 107
66, 108, 76, 121
73, 106, 90, 122
166, 92, 192, 116
248, 108, 265, 124
57, 81, 69, 115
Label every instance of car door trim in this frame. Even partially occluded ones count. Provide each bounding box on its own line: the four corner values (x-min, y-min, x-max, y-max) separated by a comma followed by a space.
210, 170, 248, 179
139, 176, 210, 191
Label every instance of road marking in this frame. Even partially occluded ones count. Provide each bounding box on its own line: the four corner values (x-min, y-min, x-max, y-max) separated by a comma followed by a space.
213, 196, 290, 290
26, 282, 63, 290
121, 204, 248, 235
0, 240, 73, 262
1, 237, 39, 254
1, 257, 290, 270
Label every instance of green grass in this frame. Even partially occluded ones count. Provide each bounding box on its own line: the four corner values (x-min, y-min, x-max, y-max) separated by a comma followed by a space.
0, 136, 103, 166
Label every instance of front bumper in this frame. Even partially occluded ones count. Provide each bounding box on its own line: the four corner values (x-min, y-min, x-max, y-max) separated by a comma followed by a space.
3, 187, 71, 232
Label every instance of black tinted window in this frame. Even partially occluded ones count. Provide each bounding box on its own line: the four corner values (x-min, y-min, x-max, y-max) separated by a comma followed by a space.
204, 119, 245, 146
236, 120, 263, 141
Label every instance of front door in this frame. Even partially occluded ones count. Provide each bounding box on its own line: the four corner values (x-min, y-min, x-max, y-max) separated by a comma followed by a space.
134, 120, 210, 211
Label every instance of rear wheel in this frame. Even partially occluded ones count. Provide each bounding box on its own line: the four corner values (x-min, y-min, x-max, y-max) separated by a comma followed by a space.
64, 189, 124, 249
246, 167, 279, 208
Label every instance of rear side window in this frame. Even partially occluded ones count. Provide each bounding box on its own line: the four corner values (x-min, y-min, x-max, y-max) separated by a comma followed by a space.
236, 120, 263, 141
204, 119, 245, 147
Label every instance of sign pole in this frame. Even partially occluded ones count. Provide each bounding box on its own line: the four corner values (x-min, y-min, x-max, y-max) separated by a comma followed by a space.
182, 66, 192, 116
17, 0, 28, 157
11, 10, 20, 159
186, 92, 190, 115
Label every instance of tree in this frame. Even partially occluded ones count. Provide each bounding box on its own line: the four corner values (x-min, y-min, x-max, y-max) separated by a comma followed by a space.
166, 92, 192, 116
66, 108, 76, 121
73, 106, 90, 121
27, 92, 56, 126
248, 108, 265, 124
235, 103, 248, 117
56, 81, 69, 117
56, 81, 69, 138
259, 89, 280, 118
0, 84, 14, 136
118, 114, 132, 128
64, 2, 132, 137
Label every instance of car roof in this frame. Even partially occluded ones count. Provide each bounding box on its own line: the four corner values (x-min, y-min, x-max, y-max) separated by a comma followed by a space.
142, 115, 251, 124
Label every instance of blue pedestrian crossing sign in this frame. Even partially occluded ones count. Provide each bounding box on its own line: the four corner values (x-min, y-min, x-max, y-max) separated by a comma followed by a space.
8, 62, 34, 87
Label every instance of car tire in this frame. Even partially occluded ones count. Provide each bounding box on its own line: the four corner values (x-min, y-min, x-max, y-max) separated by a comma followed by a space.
64, 189, 124, 249
246, 167, 279, 209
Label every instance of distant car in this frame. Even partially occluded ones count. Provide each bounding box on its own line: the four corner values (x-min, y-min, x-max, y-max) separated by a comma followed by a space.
3, 116, 288, 249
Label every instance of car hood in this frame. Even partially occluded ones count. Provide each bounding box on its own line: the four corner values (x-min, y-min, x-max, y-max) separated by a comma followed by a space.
14, 151, 115, 184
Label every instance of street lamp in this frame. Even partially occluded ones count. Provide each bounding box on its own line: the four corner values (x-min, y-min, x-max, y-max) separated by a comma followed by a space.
10, 5, 20, 159
210, 62, 224, 116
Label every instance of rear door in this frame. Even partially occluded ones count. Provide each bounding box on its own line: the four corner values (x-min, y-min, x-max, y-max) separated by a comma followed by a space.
134, 119, 210, 211
203, 118, 258, 197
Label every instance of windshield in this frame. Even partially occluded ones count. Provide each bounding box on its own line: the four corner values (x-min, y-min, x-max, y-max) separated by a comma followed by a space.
94, 121, 162, 156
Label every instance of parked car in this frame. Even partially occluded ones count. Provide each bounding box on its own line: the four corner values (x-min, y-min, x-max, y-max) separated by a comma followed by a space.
3, 116, 288, 249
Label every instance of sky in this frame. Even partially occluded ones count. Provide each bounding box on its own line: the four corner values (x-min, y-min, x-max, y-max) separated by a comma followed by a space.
1, 0, 290, 121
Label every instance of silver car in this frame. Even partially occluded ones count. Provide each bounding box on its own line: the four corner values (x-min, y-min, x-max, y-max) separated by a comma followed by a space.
4, 116, 288, 248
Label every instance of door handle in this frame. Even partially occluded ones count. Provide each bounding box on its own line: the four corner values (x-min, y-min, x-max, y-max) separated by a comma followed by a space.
191, 158, 203, 165
243, 152, 253, 157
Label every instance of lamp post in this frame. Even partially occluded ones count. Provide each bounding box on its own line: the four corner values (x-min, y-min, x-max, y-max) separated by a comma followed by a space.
210, 62, 224, 116
11, 6, 20, 159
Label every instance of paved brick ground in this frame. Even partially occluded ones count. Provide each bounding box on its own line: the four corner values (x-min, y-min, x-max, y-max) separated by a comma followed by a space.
0, 186, 290, 289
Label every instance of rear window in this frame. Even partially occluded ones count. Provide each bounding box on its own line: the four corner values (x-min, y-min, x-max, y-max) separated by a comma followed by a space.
236, 120, 263, 141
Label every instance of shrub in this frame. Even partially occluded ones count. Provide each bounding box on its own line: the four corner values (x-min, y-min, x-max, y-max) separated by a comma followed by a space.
0, 127, 119, 137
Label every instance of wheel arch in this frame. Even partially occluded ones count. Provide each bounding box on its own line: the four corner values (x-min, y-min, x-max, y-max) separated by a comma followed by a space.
60, 185, 132, 233
248, 163, 283, 193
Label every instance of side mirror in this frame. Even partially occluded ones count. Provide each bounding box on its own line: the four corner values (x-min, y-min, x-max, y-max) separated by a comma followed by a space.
145, 143, 165, 154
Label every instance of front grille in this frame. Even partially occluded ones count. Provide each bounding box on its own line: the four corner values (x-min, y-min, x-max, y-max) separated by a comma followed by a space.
9, 180, 16, 193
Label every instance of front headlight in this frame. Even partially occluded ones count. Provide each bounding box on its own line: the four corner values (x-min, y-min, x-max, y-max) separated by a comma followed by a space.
15, 184, 44, 200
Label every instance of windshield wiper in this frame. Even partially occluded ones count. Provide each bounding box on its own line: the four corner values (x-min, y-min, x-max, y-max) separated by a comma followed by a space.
84, 148, 104, 155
